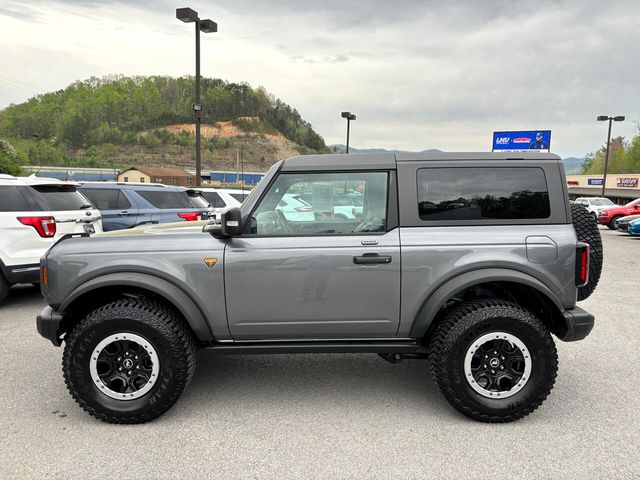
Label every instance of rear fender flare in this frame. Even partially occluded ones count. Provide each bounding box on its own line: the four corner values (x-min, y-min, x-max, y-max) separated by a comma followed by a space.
409, 268, 565, 338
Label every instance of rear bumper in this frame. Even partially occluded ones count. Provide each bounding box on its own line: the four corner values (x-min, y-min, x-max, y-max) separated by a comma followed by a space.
558, 306, 595, 342
36, 306, 65, 346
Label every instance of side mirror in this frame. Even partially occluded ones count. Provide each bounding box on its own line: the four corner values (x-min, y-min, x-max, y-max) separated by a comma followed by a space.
221, 207, 243, 236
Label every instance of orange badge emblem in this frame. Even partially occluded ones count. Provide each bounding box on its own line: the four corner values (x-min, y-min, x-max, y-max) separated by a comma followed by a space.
203, 258, 218, 269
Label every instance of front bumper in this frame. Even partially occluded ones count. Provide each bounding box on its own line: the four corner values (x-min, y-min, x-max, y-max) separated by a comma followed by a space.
36, 306, 65, 346
558, 306, 595, 342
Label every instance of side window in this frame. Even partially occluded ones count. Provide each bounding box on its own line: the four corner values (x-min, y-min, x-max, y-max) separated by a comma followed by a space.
135, 190, 192, 209
81, 189, 131, 210
249, 172, 388, 235
417, 167, 550, 221
0, 186, 30, 212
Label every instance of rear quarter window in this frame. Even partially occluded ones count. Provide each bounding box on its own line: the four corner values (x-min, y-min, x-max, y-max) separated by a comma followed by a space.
0, 186, 31, 212
417, 167, 550, 221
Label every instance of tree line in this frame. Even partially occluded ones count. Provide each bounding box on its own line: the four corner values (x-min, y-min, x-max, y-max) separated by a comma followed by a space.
0, 75, 327, 172
582, 132, 640, 174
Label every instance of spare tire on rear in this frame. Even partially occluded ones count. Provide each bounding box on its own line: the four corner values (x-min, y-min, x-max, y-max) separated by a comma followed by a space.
570, 203, 602, 301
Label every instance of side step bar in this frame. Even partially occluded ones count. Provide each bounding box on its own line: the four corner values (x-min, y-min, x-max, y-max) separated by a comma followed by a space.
203, 340, 424, 355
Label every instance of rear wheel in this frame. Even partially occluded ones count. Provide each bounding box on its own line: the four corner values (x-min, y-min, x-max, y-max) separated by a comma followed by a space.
570, 204, 603, 301
62, 298, 197, 423
428, 299, 557, 423
0, 272, 9, 304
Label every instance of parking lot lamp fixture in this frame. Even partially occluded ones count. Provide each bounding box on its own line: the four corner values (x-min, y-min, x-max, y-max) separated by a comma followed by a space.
176, 7, 218, 186
597, 115, 625, 196
341, 112, 356, 153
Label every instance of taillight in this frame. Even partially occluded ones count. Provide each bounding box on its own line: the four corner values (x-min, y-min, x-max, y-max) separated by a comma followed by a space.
177, 212, 201, 221
575, 242, 590, 287
18, 216, 56, 238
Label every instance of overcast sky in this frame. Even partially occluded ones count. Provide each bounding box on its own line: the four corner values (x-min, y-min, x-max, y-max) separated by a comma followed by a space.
1, 0, 638, 157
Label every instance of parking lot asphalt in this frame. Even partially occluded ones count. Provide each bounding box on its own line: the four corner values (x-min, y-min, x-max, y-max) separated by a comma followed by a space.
0, 228, 639, 479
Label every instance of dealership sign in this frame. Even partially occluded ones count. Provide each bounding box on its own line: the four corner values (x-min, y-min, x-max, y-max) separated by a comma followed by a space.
617, 177, 639, 188
492, 130, 551, 153
588, 178, 603, 186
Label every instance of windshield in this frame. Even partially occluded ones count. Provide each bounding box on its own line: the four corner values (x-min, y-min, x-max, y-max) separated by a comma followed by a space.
591, 198, 614, 205
32, 185, 93, 211
625, 198, 640, 207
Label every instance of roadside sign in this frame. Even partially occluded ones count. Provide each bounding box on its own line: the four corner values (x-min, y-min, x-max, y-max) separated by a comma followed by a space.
492, 130, 551, 153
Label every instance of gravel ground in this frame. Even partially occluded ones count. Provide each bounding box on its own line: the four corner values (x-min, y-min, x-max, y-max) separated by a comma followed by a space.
0, 228, 638, 479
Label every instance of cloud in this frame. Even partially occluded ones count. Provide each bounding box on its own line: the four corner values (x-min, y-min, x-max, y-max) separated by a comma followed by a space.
0, 0, 639, 157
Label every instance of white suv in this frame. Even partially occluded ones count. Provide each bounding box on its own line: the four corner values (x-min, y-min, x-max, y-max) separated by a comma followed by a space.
197, 188, 248, 220
574, 197, 615, 218
0, 175, 103, 304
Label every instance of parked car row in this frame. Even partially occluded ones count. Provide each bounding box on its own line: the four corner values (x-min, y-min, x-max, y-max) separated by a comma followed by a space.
595, 197, 640, 229
0, 175, 250, 304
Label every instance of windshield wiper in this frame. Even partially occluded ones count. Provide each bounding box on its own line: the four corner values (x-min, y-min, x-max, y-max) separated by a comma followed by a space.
79, 204, 93, 209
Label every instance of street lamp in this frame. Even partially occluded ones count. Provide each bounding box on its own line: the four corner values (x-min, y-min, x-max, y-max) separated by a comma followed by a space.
596, 115, 625, 197
176, 7, 218, 186
341, 111, 356, 153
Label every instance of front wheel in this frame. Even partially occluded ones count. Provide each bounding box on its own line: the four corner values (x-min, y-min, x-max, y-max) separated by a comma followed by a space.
62, 298, 197, 423
428, 299, 557, 423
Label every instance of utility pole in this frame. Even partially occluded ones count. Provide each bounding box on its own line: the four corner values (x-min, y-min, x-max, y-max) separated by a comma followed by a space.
176, 7, 217, 186
341, 112, 356, 153
596, 115, 625, 197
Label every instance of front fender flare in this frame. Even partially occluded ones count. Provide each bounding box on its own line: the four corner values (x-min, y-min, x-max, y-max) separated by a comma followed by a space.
59, 272, 214, 342
409, 268, 565, 338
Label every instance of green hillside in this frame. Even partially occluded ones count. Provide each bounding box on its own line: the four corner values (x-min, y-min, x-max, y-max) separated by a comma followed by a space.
0, 75, 328, 173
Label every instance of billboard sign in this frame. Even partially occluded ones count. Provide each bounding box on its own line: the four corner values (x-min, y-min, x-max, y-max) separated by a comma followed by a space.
492, 130, 551, 153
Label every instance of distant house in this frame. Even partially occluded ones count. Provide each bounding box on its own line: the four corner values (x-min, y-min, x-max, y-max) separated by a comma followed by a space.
117, 166, 195, 187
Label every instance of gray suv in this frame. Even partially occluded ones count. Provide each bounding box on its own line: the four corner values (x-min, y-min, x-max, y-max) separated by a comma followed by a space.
36, 152, 602, 424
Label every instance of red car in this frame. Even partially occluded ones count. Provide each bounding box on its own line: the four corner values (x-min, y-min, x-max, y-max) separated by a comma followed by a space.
597, 198, 640, 229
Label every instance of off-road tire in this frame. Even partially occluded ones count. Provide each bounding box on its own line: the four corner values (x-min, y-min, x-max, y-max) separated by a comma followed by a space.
428, 299, 557, 423
62, 298, 197, 424
0, 272, 9, 305
570, 203, 603, 301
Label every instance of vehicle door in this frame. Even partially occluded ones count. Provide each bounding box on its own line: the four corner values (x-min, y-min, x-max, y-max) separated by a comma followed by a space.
79, 187, 139, 231
224, 170, 400, 340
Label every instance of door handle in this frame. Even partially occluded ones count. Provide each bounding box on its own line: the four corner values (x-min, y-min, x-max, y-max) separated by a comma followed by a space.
353, 253, 392, 264
118, 211, 130, 216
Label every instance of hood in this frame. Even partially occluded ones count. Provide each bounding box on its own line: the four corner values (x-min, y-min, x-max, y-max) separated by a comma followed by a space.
95, 220, 209, 237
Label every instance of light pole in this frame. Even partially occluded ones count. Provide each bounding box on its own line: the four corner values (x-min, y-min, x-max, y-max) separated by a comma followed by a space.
341, 111, 356, 153
596, 115, 625, 197
176, 7, 217, 187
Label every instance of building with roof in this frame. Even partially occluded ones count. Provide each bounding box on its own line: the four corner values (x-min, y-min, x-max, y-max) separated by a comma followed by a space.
117, 166, 195, 187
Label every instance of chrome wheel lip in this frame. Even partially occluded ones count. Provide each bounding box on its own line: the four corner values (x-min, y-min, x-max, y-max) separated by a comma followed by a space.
89, 332, 160, 401
464, 331, 532, 399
